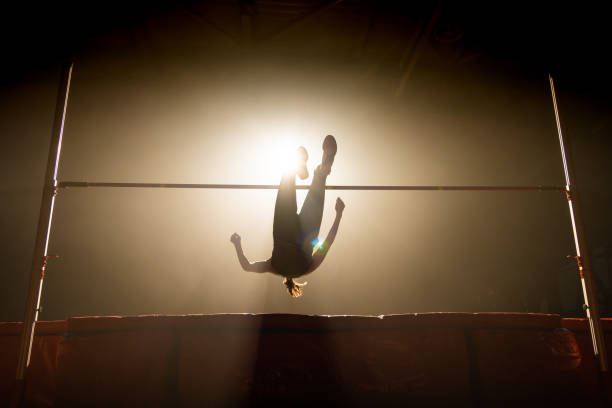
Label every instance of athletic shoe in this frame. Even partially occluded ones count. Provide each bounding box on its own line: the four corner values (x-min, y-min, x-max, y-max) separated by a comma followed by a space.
321, 135, 337, 175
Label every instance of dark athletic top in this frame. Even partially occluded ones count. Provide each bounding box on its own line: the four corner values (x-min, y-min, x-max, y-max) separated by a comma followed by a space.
271, 241, 312, 278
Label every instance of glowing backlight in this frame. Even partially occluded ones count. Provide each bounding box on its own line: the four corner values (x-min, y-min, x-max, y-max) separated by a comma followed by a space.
257, 138, 300, 182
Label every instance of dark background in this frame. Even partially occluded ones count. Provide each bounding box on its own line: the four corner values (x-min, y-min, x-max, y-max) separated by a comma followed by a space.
1, 1, 611, 321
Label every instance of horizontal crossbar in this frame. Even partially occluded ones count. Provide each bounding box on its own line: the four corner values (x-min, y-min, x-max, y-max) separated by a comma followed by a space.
58, 181, 567, 192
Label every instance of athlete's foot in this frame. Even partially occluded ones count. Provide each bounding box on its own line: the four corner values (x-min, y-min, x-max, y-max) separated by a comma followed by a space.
296, 146, 309, 180
320, 135, 337, 175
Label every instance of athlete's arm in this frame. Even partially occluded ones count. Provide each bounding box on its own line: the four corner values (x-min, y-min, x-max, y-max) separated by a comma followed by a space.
309, 197, 344, 272
230, 233, 273, 273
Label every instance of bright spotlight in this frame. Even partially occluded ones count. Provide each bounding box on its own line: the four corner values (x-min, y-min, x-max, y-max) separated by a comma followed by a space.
258, 138, 299, 182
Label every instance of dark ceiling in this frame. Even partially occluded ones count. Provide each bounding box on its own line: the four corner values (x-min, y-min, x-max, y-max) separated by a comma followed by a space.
2, 1, 610, 98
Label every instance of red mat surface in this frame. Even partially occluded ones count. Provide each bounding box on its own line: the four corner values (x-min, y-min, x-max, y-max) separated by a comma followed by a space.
1, 313, 609, 407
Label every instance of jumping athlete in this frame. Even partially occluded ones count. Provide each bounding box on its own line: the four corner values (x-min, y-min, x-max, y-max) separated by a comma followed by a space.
230, 135, 344, 297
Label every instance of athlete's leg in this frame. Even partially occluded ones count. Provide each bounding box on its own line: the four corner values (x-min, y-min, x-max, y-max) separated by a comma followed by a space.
299, 135, 336, 253
299, 165, 327, 252
273, 147, 307, 243
273, 170, 299, 243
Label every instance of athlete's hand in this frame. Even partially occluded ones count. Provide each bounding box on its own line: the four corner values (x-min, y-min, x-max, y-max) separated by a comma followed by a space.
230, 233, 241, 246
335, 197, 345, 214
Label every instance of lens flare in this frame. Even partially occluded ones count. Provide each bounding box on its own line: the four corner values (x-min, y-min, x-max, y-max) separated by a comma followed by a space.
311, 238, 325, 250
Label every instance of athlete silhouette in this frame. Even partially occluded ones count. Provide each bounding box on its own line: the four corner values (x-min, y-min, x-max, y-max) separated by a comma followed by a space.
231, 135, 344, 297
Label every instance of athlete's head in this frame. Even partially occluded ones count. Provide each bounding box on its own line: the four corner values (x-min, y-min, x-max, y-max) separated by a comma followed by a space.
283, 277, 307, 298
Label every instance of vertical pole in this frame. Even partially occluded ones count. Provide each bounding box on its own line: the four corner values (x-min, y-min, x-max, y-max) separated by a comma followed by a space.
15, 62, 73, 382
549, 74, 608, 371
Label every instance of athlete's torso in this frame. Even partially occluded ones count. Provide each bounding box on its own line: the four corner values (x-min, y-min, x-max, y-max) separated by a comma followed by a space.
271, 241, 312, 278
